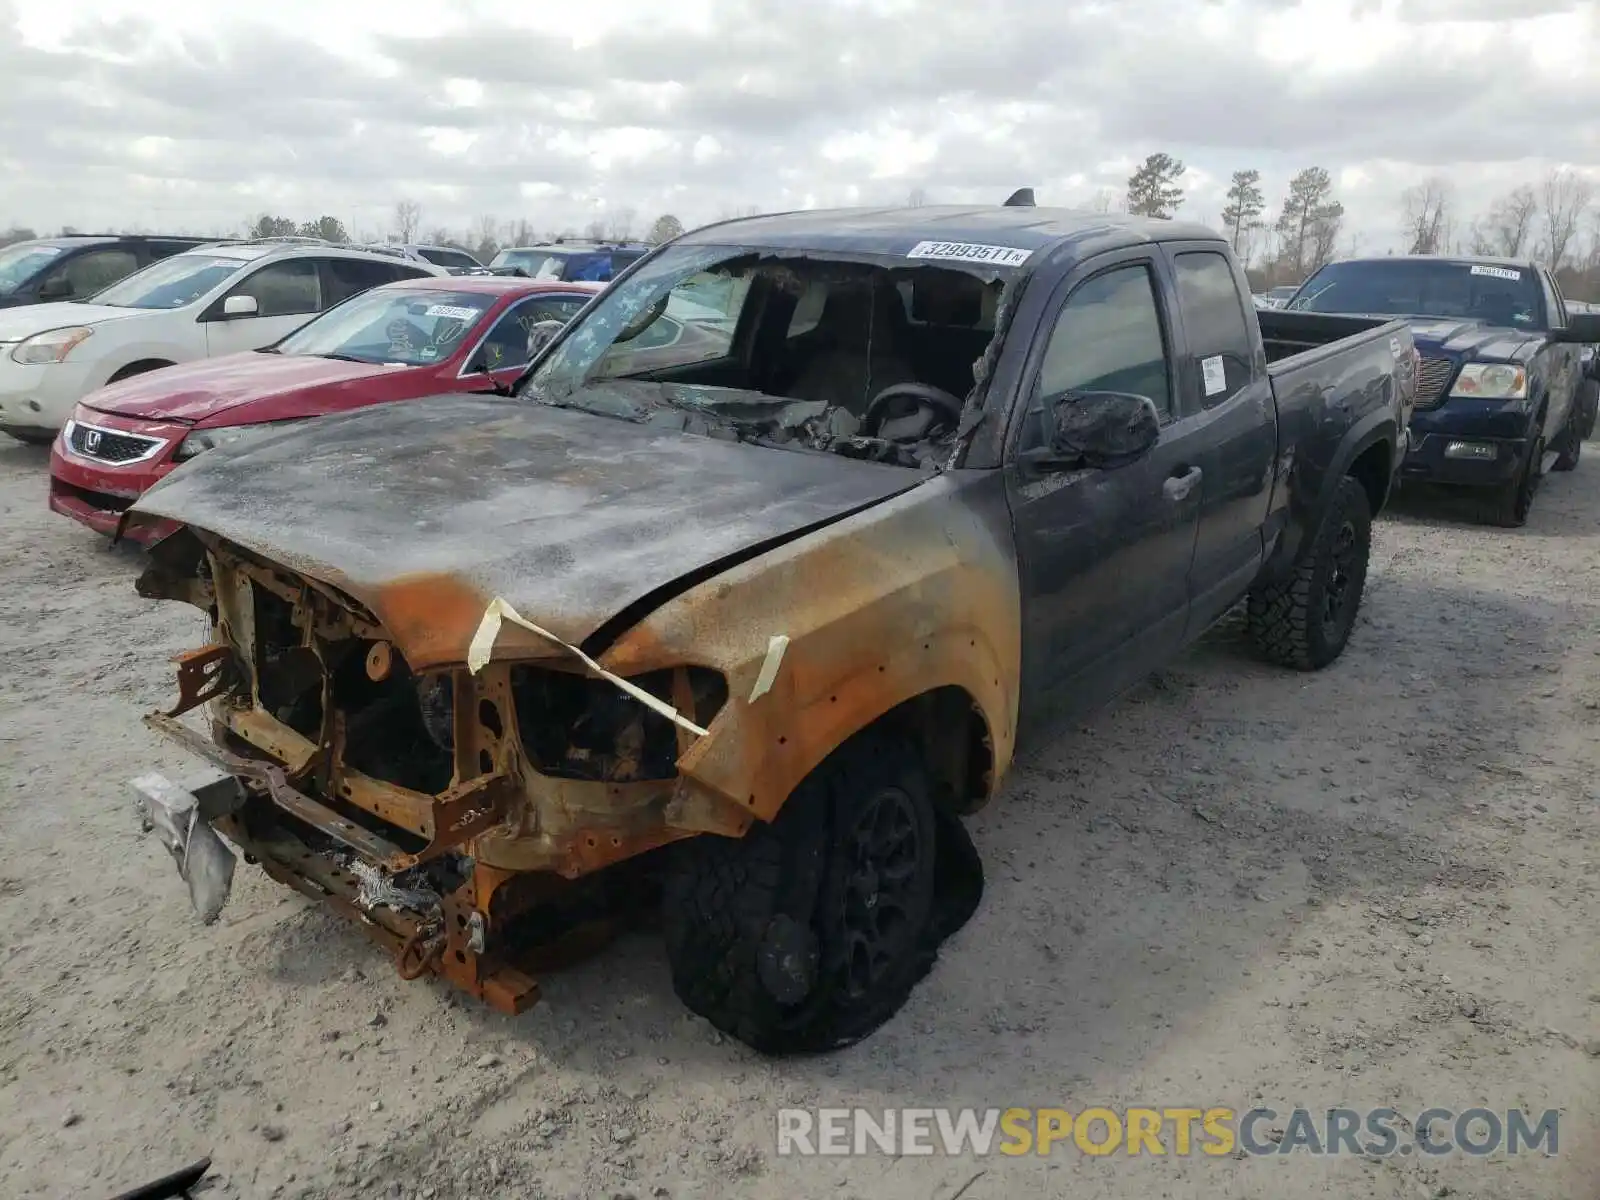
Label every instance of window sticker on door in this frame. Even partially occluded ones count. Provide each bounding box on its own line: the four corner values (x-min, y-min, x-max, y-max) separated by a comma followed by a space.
1201, 355, 1226, 396
1469, 265, 1521, 281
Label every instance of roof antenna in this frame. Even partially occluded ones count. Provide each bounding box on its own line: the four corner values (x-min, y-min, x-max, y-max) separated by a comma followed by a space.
1003, 188, 1035, 207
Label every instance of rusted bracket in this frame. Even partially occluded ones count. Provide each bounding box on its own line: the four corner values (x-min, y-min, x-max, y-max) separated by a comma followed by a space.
161, 645, 238, 718
389, 774, 507, 871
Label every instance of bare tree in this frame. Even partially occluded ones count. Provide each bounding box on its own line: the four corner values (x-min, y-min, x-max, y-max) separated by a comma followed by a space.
505, 218, 537, 247
1400, 176, 1453, 255
605, 206, 637, 242
393, 199, 422, 243
906, 187, 929, 208
473, 214, 500, 262
1087, 188, 1117, 214
1477, 185, 1538, 258
1309, 202, 1345, 272
582, 218, 608, 241
1540, 168, 1595, 270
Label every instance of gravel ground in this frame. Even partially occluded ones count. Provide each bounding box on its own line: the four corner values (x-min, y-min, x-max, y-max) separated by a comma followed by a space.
1, 438, 1598, 1200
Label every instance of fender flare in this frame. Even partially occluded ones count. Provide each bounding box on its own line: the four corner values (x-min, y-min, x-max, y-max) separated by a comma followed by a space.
1263, 409, 1396, 584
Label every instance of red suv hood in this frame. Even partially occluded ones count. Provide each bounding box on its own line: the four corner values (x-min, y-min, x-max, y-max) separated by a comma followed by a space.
82, 352, 438, 427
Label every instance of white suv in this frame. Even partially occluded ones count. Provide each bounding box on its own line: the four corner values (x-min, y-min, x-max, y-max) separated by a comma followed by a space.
0, 242, 444, 442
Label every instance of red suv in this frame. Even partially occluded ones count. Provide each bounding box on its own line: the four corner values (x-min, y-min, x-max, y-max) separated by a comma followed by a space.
50, 276, 600, 543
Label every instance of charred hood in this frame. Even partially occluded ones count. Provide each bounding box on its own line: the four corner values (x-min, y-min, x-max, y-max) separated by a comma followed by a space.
130, 394, 923, 667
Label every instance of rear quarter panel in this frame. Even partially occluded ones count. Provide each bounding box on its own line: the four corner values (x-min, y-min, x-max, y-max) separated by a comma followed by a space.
1262, 320, 1410, 573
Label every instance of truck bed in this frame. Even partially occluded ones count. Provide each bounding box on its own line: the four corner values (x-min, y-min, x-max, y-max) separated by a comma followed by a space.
1257, 309, 1396, 366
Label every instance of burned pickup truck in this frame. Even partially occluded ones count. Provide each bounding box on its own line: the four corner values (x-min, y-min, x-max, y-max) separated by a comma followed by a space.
126, 202, 1413, 1054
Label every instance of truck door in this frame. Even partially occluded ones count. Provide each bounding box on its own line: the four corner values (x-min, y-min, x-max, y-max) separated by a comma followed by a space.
1163, 244, 1277, 632
1539, 268, 1581, 442
1005, 252, 1206, 714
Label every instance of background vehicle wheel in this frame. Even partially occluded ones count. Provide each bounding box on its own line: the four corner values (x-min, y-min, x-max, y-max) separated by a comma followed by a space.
1246, 474, 1372, 671
1577, 379, 1598, 441
662, 734, 941, 1055
1475, 433, 1541, 528
1553, 421, 1581, 472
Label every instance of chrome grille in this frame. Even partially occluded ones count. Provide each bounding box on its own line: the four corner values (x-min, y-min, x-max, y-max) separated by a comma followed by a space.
66, 420, 163, 464
1413, 357, 1457, 410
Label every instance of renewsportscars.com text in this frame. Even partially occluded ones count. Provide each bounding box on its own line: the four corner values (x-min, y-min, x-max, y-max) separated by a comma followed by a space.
775, 1106, 1560, 1158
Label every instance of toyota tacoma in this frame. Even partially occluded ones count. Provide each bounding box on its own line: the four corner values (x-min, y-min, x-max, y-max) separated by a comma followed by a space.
124, 200, 1414, 1053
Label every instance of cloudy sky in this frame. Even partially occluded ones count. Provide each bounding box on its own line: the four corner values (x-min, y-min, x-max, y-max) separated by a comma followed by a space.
1, 0, 1596, 253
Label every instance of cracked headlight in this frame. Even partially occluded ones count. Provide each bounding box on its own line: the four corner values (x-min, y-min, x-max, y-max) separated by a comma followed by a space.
1449, 362, 1527, 401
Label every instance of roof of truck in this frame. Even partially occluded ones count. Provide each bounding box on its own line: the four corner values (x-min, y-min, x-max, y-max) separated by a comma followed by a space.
676, 205, 1223, 262
1332, 253, 1539, 270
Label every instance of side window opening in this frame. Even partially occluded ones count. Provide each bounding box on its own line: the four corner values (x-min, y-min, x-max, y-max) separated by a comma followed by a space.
234, 259, 321, 317
1173, 250, 1256, 408
1026, 262, 1172, 450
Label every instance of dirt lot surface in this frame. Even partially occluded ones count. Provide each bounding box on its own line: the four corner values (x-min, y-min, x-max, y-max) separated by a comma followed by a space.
2, 438, 1598, 1200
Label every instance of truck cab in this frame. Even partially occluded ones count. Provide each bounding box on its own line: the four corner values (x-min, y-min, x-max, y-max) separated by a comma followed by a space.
1287, 255, 1600, 526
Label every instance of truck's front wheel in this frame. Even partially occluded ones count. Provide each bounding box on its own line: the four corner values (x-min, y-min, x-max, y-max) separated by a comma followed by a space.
1247, 475, 1372, 671
662, 734, 940, 1055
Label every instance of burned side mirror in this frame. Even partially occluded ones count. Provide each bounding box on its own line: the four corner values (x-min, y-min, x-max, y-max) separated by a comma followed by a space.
1046, 390, 1161, 469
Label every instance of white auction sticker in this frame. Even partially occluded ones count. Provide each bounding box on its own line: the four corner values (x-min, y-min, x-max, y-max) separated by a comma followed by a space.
1201, 355, 1226, 396
424, 304, 479, 320
906, 241, 1032, 267
1470, 265, 1520, 281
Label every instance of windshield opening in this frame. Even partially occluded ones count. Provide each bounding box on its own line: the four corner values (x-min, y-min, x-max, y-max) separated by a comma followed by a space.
521, 243, 1009, 469
90, 254, 251, 309
275, 288, 497, 365
0, 243, 66, 297
1290, 260, 1546, 328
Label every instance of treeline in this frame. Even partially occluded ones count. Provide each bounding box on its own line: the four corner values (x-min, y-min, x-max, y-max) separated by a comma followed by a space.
1119, 153, 1600, 299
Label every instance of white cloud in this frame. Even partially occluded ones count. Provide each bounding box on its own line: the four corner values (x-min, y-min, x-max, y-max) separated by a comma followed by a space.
0, 0, 1595, 259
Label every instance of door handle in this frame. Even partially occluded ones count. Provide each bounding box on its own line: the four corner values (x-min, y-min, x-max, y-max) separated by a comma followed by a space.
1163, 465, 1202, 502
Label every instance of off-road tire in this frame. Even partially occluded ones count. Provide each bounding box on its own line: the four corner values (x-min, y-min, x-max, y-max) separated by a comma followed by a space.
1577, 379, 1599, 441
662, 734, 940, 1055
1553, 419, 1582, 472
1475, 432, 1541, 528
1246, 475, 1372, 671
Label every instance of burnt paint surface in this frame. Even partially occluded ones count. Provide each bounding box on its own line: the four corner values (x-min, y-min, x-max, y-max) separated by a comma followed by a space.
601, 468, 1023, 823
129, 394, 924, 666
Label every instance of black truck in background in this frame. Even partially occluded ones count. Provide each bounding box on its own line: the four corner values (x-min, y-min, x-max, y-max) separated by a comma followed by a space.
1286, 255, 1600, 526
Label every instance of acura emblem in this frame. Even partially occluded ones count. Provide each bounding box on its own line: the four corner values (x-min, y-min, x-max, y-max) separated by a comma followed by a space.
83, 428, 102, 454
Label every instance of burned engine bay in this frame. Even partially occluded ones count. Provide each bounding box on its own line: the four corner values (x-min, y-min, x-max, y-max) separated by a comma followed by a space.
138, 534, 750, 1013
524, 251, 1016, 471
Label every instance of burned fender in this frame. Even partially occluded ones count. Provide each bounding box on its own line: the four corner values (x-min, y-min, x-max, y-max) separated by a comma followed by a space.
599, 469, 1023, 822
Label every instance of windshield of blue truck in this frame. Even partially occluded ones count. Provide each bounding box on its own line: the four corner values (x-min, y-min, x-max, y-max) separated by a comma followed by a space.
1289, 260, 1545, 328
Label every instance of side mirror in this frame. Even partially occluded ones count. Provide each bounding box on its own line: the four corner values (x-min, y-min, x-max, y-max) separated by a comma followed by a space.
1032, 390, 1162, 470
524, 319, 565, 361
221, 294, 258, 319
1557, 312, 1600, 344
37, 277, 72, 300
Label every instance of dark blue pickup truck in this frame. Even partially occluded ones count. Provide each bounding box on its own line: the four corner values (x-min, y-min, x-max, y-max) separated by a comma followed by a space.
1288, 255, 1600, 526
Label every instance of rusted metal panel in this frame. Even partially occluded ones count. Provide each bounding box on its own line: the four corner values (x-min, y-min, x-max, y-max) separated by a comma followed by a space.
601, 470, 1023, 821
